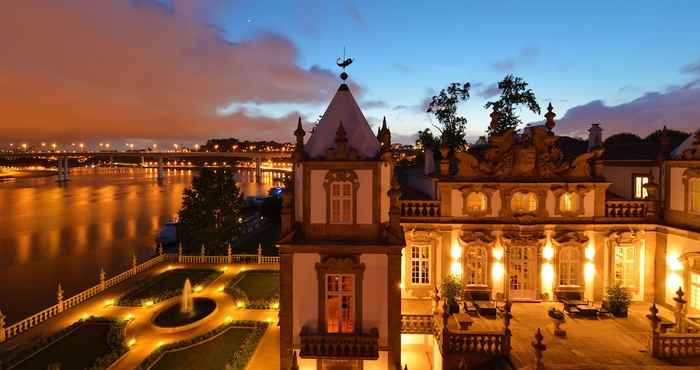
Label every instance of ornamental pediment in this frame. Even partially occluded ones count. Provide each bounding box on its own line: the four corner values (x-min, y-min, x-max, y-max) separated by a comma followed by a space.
455, 126, 603, 181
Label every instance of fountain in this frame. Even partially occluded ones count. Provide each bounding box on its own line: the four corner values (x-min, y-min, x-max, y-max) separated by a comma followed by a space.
181, 278, 193, 315
151, 277, 217, 332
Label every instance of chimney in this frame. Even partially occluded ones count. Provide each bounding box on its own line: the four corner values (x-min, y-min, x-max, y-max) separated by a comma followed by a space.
588, 124, 603, 150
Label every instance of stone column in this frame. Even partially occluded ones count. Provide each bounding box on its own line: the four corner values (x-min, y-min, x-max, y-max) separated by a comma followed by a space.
279, 253, 294, 370
532, 328, 546, 370
157, 157, 164, 180
57, 283, 64, 313
0, 308, 6, 343
255, 157, 263, 183
647, 303, 661, 357
99, 268, 106, 291
57, 157, 64, 182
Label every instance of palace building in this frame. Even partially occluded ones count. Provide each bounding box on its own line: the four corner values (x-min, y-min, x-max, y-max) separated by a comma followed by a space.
278, 68, 700, 370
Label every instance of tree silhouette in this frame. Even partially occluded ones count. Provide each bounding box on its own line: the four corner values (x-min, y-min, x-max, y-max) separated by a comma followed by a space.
484, 75, 541, 136
603, 133, 643, 146
178, 168, 244, 254
426, 82, 471, 151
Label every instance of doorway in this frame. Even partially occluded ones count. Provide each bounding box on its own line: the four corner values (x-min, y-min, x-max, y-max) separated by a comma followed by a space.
508, 246, 537, 300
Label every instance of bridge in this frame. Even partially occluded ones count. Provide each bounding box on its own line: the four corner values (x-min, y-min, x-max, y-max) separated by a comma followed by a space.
0, 150, 292, 182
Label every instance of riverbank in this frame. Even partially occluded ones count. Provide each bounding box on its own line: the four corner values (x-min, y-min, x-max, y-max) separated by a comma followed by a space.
0, 168, 57, 179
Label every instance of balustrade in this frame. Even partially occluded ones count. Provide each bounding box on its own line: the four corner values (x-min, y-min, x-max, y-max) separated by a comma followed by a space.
400, 200, 441, 218
401, 314, 434, 334
655, 334, 700, 358
299, 327, 379, 360
605, 200, 652, 219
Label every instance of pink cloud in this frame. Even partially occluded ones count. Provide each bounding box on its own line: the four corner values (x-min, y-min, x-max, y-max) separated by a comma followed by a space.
0, 0, 343, 143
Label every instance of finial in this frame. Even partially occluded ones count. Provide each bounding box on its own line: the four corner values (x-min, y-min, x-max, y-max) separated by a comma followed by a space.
545, 102, 556, 131
294, 117, 305, 143
382, 116, 388, 130
674, 286, 687, 304
336, 49, 353, 81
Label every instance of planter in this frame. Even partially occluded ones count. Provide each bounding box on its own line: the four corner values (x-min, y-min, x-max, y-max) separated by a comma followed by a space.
612, 310, 628, 318
550, 317, 566, 337
448, 299, 461, 315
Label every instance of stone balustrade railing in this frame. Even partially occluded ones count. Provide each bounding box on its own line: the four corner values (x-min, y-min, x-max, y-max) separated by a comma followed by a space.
1, 252, 280, 343
605, 200, 653, 219
400, 200, 441, 218
652, 333, 700, 358
401, 314, 434, 334
299, 327, 380, 360
439, 331, 507, 356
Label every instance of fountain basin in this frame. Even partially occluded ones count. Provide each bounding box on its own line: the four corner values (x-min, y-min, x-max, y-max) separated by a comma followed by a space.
151, 297, 218, 333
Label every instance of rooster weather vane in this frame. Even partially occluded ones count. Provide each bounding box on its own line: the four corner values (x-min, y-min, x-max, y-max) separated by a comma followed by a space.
336, 47, 353, 81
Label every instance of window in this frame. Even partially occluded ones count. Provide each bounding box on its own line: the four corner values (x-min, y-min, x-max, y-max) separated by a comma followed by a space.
465, 192, 487, 213
465, 247, 487, 285
559, 247, 580, 286
614, 245, 636, 288
411, 245, 430, 285
326, 274, 354, 333
559, 192, 579, 213
691, 273, 700, 311
633, 175, 649, 199
511, 192, 537, 213
690, 178, 700, 214
330, 182, 352, 224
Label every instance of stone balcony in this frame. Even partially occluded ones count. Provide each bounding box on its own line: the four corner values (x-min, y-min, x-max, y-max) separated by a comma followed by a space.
604, 199, 656, 220
299, 326, 379, 360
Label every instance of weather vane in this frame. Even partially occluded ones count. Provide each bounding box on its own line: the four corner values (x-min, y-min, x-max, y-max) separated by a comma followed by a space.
336, 46, 353, 81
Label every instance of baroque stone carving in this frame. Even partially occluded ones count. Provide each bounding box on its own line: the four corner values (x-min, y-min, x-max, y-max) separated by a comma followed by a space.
502, 231, 546, 245
459, 231, 495, 246
326, 121, 361, 160
553, 231, 589, 246
455, 124, 604, 181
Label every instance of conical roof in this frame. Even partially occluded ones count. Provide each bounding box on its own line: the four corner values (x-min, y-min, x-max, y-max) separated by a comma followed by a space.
304, 84, 379, 159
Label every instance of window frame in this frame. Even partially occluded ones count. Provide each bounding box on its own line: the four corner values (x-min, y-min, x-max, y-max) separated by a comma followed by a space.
613, 244, 637, 289
632, 174, 650, 200
511, 191, 538, 214
323, 170, 359, 226
691, 272, 700, 312
410, 244, 431, 285
464, 246, 488, 286
558, 246, 581, 287
689, 177, 700, 214
329, 181, 353, 224
325, 273, 355, 334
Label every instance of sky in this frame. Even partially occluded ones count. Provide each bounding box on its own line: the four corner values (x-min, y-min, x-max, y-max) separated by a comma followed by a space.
1, 0, 699, 148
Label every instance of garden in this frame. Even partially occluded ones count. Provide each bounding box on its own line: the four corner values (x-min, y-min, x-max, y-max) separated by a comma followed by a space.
3, 317, 128, 370
225, 270, 280, 309
118, 268, 222, 306
137, 321, 267, 370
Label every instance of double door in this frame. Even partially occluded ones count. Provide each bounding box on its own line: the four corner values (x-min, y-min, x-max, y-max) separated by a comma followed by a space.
508, 246, 537, 300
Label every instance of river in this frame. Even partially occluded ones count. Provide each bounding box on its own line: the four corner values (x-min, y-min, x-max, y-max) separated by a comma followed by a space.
0, 167, 281, 323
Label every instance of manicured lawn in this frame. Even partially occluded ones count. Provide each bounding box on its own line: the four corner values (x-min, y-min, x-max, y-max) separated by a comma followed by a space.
150, 327, 255, 370
13, 322, 112, 370
119, 268, 221, 306
227, 270, 279, 302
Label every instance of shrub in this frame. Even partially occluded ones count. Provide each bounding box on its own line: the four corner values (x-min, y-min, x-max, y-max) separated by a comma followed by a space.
440, 275, 464, 302
605, 281, 632, 314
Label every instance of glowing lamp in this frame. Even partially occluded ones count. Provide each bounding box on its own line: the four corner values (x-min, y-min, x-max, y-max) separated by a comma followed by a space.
124, 313, 133, 321
128, 338, 136, 347
492, 245, 504, 260
224, 316, 232, 323
584, 262, 595, 281
451, 245, 462, 259
542, 245, 554, 261
272, 302, 279, 309
585, 246, 595, 260
236, 300, 245, 308
194, 285, 203, 292
218, 286, 225, 292
82, 313, 90, 320
104, 299, 114, 307
156, 341, 164, 348
492, 262, 504, 279
541, 263, 554, 284
450, 261, 462, 277
667, 273, 683, 292
144, 300, 154, 307
667, 255, 684, 272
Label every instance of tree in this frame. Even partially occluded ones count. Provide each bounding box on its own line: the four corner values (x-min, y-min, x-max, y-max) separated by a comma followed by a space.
426, 82, 471, 151
603, 133, 643, 146
645, 128, 690, 148
178, 169, 245, 254
484, 74, 541, 136
415, 128, 439, 152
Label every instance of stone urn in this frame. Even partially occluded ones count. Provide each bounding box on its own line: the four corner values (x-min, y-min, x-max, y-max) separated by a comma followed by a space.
548, 307, 566, 337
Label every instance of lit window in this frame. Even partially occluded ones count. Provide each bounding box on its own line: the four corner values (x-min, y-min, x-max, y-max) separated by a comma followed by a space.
559, 192, 579, 213
410, 245, 430, 285
330, 182, 352, 224
559, 247, 580, 286
511, 192, 537, 213
326, 274, 354, 333
691, 273, 700, 311
465, 247, 487, 285
465, 192, 487, 212
690, 178, 700, 214
633, 175, 649, 199
614, 245, 636, 288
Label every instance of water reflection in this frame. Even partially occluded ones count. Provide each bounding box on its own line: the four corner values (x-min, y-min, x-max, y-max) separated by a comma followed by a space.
0, 167, 282, 322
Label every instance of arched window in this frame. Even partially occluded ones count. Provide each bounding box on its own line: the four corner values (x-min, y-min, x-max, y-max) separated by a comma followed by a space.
690, 177, 700, 214
464, 246, 487, 285
330, 181, 353, 224
559, 247, 580, 286
466, 192, 487, 212
511, 192, 537, 213
559, 192, 579, 213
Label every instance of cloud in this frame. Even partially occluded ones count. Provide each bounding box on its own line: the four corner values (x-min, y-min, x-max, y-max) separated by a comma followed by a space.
555, 84, 700, 138
681, 58, 700, 75
0, 0, 344, 143
491, 47, 539, 72
362, 100, 389, 109
343, 0, 367, 26
478, 83, 501, 98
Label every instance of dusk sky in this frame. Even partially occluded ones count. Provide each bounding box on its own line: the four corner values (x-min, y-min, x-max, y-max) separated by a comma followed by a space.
1, 0, 700, 147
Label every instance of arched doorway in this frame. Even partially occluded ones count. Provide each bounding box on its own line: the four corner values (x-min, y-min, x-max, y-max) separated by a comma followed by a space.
508, 246, 537, 300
